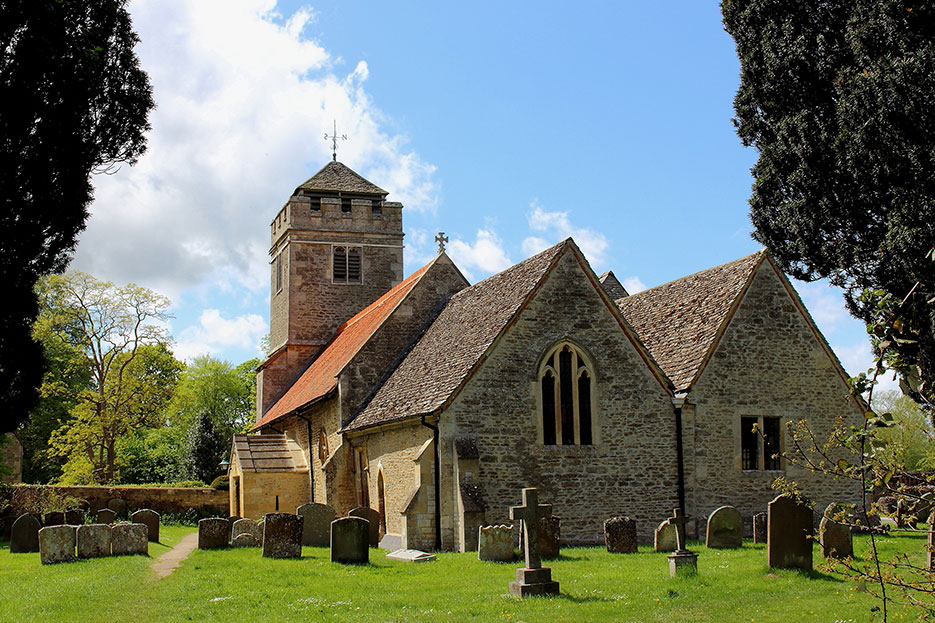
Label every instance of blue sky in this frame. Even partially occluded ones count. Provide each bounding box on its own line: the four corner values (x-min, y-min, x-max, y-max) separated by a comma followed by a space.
71, 0, 889, 389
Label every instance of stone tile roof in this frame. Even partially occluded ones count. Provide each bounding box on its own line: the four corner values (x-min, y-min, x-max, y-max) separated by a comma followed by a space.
253, 259, 435, 430
296, 161, 387, 196
616, 251, 765, 392
598, 270, 629, 300
344, 240, 568, 431
233, 434, 308, 472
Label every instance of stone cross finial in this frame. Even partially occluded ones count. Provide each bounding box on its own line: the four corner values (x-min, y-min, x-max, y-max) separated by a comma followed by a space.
510, 487, 552, 569
435, 232, 448, 254
671, 508, 688, 553
324, 120, 347, 162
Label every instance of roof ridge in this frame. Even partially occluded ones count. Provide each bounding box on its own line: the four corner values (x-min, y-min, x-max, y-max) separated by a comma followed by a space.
621, 250, 766, 301
296, 160, 388, 196
447, 239, 568, 303
337, 258, 435, 333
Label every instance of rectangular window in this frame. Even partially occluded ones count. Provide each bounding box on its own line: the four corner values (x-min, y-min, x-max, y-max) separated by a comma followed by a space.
341, 197, 352, 214
741, 415, 782, 471
763, 416, 782, 470
309, 198, 321, 213
333, 246, 362, 284
275, 253, 283, 293
741, 416, 758, 470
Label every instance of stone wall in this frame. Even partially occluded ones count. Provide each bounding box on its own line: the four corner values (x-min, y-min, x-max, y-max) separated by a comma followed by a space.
684, 261, 864, 536
7, 485, 227, 516
235, 471, 309, 520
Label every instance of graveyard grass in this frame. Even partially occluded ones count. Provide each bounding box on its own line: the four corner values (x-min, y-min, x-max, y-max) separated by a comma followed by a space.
0, 529, 927, 622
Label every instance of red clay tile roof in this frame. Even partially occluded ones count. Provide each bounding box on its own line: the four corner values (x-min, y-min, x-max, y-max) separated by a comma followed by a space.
253, 259, 436, 430
616, 251, 765, 392
343, 240, 568, 432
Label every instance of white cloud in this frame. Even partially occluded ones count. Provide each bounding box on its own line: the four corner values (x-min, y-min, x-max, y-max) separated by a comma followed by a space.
447, 229, 512, 281
521, 202, 608, 267
831, 341, 900, 394
622, 276, 647, 294
173, 309, 266, 362
794, 280, 848, 336
73, 0, 438, 300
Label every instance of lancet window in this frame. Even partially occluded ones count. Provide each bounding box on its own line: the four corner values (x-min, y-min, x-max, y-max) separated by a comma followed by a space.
539, 342, 594, 446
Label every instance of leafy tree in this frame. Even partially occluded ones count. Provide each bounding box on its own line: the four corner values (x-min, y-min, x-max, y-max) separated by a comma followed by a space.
872, 389, 935, 471
168, 355, 259, 435
39, 272, 180, 483
182, 413, 226, 485
722, 0, 935, 406
115, 426, 185, 484
0, 0, 154, 434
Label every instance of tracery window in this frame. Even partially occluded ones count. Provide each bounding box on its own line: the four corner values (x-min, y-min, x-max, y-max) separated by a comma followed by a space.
333, 245, 361, 283
539, 342, 594, 446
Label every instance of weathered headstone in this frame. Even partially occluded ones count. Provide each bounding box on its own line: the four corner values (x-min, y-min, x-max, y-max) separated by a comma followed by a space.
77, 524, 112, 558
10, 513, 41, 553
478, 524, 514, 562
297, 503, 335, 547
43, 511, 65, 527
198, 518, 230, 549
65, 509, 85, 525
232, 518, 262, 543
348, 507, 380, 547
96, 508, 117, 524
331, 516, 369, 564
654, 519, 677, 552
539, 515, 560, 559
819, 503, 853, 559
667, 508, 699, 577
262, 513, 303, 559
386, 548, 436, 562
227, 516, 240, 540
112, 523, 148, 556
753, 512, 767, 544
605, 516, 638, 553
508, 487, 559, 597
131, 509, 160, 543
107, 498, 128, 518
767, 495, 813, 570
232, 533, 261, 547
39, 525, 76, 564
706, 506, 743, 549
257, 518, 266, 544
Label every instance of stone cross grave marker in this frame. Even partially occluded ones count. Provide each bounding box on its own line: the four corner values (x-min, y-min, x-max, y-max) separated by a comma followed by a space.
667, 508, 698, 577
508, 487, 559, 597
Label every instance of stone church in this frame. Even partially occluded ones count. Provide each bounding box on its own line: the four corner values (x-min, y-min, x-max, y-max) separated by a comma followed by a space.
228, 159, 863, 550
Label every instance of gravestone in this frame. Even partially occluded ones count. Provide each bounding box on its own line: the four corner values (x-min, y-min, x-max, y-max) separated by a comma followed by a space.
753, 512, 767, 544
198, 518, 230, 549
478, 524, 514, 562
819, 503, 853, 559
331, 516, 369, 564
257, 518, 266, 544
10, 513, 41, 553
39, 525, 76, 564
112, 523, 148, 556
227, 516, 240, 540
654, 519, 677, 552
706, 506, 743, 549
107, 498, 128, 518
386, 549, 436, 562
667, 508, 698, 577
96, 508, 117, 524
232, 518, 263, 543
605, 516, 638, 553
348, 507, 380, 547
131, 509, 160, 543
65, 509, 85, 525
262, 513, 303, 559
43, 511, 65, 527
77, 524, 112, 558
232, 533, 261, 547
297, 503, 335, 547
767, 495, 813, 570
508, 487, 559, 597
539, 516, 560, 559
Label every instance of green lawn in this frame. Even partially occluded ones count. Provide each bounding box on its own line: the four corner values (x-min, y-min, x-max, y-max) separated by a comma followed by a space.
0, 528, 926, 622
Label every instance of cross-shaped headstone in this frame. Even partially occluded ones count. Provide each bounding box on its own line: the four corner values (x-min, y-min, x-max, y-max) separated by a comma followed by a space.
435, 232, 448, 254
670, 507, 688, 554
510, 487, 552, 570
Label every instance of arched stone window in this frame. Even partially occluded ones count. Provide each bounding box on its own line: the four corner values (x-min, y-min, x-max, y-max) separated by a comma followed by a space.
539, 342, 594, 446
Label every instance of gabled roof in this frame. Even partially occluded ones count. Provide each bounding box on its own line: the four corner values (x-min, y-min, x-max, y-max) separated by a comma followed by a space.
295, 161, 387, 196
598, 270, 629, 300
232, 434, 307, 473
616, 251, 765, 392
344, 240, 569, 431
253, 258, 437, 431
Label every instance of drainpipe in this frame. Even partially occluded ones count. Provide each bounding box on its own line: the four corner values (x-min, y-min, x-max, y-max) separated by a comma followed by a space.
672, 396, 686, 517
297, 414, 315, 503
420, 414, 442, 551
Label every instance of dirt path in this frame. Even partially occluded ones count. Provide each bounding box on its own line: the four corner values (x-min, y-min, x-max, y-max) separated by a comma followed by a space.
151, 532, 198, 580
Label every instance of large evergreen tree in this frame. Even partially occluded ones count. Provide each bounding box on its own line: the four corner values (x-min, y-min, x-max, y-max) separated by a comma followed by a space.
0, 0, 154, 433
722, 0, 935, 403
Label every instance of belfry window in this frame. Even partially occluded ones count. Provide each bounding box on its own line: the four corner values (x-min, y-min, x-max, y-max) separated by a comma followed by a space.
333, 246, 362, 283
539, 343, 594, 446
274, 253, 283, 294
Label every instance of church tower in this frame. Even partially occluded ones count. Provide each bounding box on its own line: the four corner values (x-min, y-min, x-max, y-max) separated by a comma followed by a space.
257, 160, 404, 416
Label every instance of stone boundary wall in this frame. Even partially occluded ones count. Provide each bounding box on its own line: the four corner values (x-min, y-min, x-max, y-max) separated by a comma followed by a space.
7, 485, 227, 516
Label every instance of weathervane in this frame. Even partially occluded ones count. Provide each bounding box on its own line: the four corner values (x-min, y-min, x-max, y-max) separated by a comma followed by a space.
324, 120, 347, 161
435, 232, 448, 254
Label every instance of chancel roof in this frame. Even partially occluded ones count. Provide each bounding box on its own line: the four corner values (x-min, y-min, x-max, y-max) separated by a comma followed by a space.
232, 434, 307, 473
295, 161, 387, 196
253, 259, 435, 431
344, 240, 569, 432
615, 251, 765, 392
